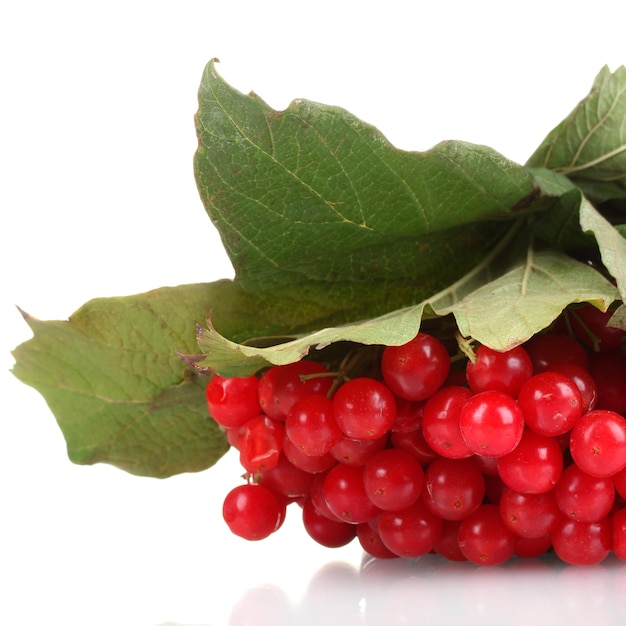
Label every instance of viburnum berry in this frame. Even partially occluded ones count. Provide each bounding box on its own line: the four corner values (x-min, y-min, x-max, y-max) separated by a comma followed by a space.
285, 393, 342, 456
465, 344, 532, 397
553, 463, 615, 523
301, 498, 356, 548
551, 515, 612, 565
567, 303, 626, 352
362, 448, 425, 511
222, 483, 285, 541
323, 463, 380, 524
457, 504, 516, 566
422, 385, 474, 459
206, 374, 261, 428
517, 371, 583, 437
458, 390, 525, 457
332, 377, 397, 440
238, 414, 284, 474
569, 409, 626, 478
270, 360, 334, 420
497, 429, 563, 494
381, 332, 450, 401
422, 457, 485, 521
499, 488, 561, 538
377, 499, 443, 558
524, 332, 590, 373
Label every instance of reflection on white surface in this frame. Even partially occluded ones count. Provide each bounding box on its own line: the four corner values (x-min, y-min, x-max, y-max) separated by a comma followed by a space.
228, 554, 626, 626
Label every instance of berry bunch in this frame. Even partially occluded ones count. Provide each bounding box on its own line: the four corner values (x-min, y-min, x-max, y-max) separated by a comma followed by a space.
206, 304, 626, 566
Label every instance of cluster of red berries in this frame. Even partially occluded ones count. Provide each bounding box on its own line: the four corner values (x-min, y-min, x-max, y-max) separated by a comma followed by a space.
206, 304, 626, 566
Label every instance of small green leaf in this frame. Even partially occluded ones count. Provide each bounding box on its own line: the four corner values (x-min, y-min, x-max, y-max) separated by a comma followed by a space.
435, 247, 619, 350
11, 284, 230, 478
580, 198, 626, 301
527, 65, 626, 203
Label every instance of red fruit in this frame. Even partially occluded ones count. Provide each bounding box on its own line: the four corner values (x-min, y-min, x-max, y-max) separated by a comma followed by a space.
323, 463, 380, 524
497, 429, 563, 494
551, 515, 612, 565
378, 499, 444, 558
518, 371, 583, 437
524, 332, 590, 372
569, 409, 626, 478
271, 360, 334, 420
206, 374, 261, 428
588, 351, 626, 415
333, 377, 397, 440
568, 303, 626, 352
422, 385, 474, 459
381, 332, 450, 401
459, 390, 525, 457
222, 483, 285, 541
466, 344, 532, 397
238, 415, 284, 474
285, 394, 342, 456
553, 463, 615, 523
301, 498, 356, 548
499, 488, 561, 538
423, 457, 485, 521
363, 448, 425, 511
457, 504, 516, 566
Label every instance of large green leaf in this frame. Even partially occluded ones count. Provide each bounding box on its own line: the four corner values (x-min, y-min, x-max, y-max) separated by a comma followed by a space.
527, 65, 626, 203
194, 59, 541, 318
11, 284, 230, 478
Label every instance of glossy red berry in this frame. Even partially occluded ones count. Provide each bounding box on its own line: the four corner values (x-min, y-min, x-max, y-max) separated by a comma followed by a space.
466, 344, 532, 397
332, 377, 397, 440
569, 409, 626, 478
381, 332, 450, 401
222, 483, 285, 541
459, 390, 525, 457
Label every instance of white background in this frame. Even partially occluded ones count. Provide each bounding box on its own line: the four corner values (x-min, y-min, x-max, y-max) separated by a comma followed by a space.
2, 2, 626, 625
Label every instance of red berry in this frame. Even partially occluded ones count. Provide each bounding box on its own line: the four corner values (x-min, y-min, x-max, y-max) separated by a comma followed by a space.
466, 345, 532, 397
499, 488, 561, 538
497, 429, 563, 494
524, 332, 590, 372
272, 360, 334, 420
381, 332, 450, 401
554, 463, 615, 523
332, 377, 397, 440
569, 409, 626, 478
222, 483, 285, 541
378, 499, 444, 558
568, 303, 626, 352
422, 385, 474, 459
206, 374, 261, 428
459, 390, 525, 457
422, 457, 485, 521
301, 498, 356, 548
517, 371, 583, 437
285, 394, 342, 456
551, 515, 612, 565
238, 415, 284, 474
363, 448, 425, 511
323, 463, 380, 524
457, 504, 516, 566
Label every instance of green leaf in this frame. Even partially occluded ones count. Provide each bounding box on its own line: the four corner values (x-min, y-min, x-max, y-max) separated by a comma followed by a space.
11, 284, 230, 478
194, 59, 541, 320
579, 198, 626, 301
434, 247, 619, 350
193, 222, 620, 377
527, 65, 626, 203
